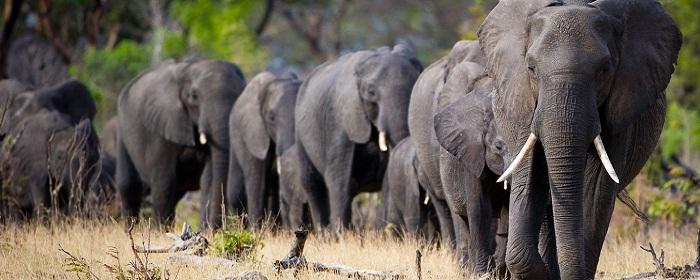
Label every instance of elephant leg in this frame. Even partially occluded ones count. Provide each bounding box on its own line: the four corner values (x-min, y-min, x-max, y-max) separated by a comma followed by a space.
505, 145, 549, 279
199, 161, 212, 229
466, 177, 496, 273
30, 176, 50, 219
452, 213, 470, 271
146, 145, 178, 226
432, 196, 455, 250
226, 151, 246, 216
244, 157, 267, 226
296, 144, 329, 230
324, 152, 354, 233
539, 201, 560, 279
494, 204, 509, 279
582, 167, 617, 279
116, 141, 143, 223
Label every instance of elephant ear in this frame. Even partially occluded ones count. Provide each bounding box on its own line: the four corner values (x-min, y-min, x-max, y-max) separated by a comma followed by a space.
434, 94, 488, 175
336, 52, 376, 144
142, 63, 196, 146
477, 0, 553, 131
593, 0, 681, 131
233, 71, 276, 159
392, 43, 424, 72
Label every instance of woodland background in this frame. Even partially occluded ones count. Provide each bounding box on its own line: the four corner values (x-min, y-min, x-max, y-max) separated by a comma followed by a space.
1, 0, 698, 232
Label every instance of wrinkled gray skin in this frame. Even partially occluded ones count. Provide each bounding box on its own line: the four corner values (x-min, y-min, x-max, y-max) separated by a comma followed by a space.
0, 80, 105, 217
117, 60, 245, 228
100, 116, 118, 158
295, 44, 423, 231
380, 137, 438, 240
228, 72, 301, 225
409, 40, 509, 274
478, 0, 681, 278
278, 145, 312, 229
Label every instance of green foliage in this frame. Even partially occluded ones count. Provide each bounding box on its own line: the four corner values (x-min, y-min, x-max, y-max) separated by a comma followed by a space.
171, 0, 269, 75
211, 228, 263, 261
646, 174, 700, 226
660, 102, 700, 160
70, 40, 152, 128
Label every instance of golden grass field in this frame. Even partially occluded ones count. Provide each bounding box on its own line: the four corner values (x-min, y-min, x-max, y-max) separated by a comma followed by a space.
0, 199, 697, 280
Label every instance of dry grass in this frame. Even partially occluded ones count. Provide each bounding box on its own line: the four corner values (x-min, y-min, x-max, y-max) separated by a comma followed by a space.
0, 219, 696, 280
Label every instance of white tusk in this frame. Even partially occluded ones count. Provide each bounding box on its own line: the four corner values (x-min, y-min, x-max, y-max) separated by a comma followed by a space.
378, 130, 388, 152
497, 133, 537, 183
504, 179, 508, 190
593, 135, 620, 184
423, 194, 430, 205
275, 157, 281, 175
199, 132, 207, 145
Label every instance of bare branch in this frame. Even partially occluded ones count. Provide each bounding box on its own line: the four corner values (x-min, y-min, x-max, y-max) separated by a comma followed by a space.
255, 0, 275, 36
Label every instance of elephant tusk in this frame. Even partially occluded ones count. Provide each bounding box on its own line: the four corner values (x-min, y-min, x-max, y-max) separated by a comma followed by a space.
275, 157, 281, 175
497, 133, 537, 183
378, 130, 388, 152
504, 179, 508, 190
199, 132, 207, 145
593, 135, 620, 184
423, 194, 430, 205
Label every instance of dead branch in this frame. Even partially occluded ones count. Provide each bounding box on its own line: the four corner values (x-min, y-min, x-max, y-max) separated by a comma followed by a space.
415, 249, 422, 280
622, 237, 700, 280
135, 222, 209, 256
209, 271, 267, 280
274, 226, 404, 279
255, 0, 275, 36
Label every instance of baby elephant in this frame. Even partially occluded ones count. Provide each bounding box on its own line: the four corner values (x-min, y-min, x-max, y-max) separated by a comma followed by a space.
380, 137, 438, 240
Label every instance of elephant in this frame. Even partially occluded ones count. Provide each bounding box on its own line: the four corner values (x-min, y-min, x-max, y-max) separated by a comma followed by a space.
0, 79, 105, 218
116, 59, 246, 227
294, 43, 423, 231
408, 40, 510, 274
277, 144, 312, 229
379, 136, 438, 240
477, 0, 681, 278
100, 116, 118, 158
6, 35, 69, 88
227, 72, 301, 225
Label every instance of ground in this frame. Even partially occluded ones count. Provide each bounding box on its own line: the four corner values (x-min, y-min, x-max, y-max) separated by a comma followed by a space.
0, 216, 696, 280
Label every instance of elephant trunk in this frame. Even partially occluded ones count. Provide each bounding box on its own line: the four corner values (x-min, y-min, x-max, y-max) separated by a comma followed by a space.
534, 81, 599, 279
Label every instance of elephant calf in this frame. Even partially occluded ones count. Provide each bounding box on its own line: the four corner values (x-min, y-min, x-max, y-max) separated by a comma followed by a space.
409, 40, 509, 275
380, 137, 437, 240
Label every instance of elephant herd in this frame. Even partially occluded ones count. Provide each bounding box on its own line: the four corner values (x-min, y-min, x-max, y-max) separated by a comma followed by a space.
0, 0, 683, 279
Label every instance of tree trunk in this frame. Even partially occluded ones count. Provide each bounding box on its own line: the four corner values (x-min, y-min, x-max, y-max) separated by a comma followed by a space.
0, 0, 22, 79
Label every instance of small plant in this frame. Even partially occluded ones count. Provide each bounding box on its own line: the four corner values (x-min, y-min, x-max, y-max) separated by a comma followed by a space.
59, 244, 100, 280
211, 228, 263, 261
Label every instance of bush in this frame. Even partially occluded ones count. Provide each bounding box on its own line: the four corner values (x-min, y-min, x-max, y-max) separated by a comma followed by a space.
210, 229, 263, 261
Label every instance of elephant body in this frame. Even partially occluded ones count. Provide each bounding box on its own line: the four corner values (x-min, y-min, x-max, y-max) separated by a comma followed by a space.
408, 40, 509, 274
380, 137, 437, 240
100, 116, 118, 158
478, 0, 682, 278
227, 72, 301, 225
294, 44, 423, 231
0, 79, 105, 218
116, 60, 245, 227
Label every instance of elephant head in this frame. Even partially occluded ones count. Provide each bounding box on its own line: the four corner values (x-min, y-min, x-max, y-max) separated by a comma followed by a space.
142, 60, 245, 149
339, 44, 423, 151
478, 0, 681, 277
233, 71, 301, 160
13, 79, 96, 124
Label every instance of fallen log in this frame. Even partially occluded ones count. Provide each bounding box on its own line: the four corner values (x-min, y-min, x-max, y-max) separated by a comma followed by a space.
274, 226, 404, 279
209, 271, 268, 280
134, 222, 209, 256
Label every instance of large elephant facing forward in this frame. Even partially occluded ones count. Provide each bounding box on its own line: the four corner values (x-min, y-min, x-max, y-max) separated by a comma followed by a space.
295, 44, 423, 231
117, 60, 245, 227
478, 0, 681, 278
227, 72, 301, 224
